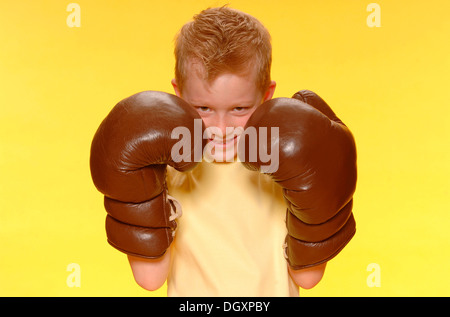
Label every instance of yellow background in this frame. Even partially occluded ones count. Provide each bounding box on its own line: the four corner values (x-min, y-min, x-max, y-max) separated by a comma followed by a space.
1, 0, 449, 297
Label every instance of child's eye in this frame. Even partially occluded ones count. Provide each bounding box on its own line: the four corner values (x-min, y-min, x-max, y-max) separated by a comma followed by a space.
233, 107, 251, 113
197, 106, 211, 112
234, 107, 245, 112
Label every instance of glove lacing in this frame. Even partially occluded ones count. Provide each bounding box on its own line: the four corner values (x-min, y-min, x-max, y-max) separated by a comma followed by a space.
282, 242, 289, 260
167, 194, 182, 237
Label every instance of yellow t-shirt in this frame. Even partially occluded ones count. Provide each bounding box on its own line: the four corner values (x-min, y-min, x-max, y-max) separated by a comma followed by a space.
166, 161, 299, 297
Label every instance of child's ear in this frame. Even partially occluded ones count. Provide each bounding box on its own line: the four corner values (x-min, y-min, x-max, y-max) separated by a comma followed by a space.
171, 79, 182, 97
263, 80, 276, 102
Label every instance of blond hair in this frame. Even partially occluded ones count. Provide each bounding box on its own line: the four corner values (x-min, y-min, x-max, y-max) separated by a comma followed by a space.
174, 6, 272, 94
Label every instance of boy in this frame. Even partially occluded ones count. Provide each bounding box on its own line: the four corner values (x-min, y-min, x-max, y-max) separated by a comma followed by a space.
128, 7, 327, 296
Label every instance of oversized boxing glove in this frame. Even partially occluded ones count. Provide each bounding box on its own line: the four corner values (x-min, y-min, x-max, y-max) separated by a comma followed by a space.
90, 91, 206, 258
238, 90, 357, 270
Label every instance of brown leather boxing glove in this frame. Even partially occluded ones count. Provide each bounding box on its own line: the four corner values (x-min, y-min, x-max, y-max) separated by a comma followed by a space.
238, 90, 357, 269
90, 91, 206, 258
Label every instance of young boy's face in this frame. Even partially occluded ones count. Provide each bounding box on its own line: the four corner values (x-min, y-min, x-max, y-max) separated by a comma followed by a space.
172, 64, 276, 162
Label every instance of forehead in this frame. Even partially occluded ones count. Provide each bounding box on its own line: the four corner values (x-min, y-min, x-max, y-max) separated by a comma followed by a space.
182, 60, 261, 107
186, 58, 257, 84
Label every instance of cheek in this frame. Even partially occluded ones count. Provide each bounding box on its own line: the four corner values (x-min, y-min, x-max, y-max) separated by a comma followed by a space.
223, 116, 251, 130
200, 117, 215, 129
236, 113, 254, 128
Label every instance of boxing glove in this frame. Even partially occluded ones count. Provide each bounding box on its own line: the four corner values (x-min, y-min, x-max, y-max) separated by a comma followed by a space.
90, 91, 206, 259
238, 90, 357, 269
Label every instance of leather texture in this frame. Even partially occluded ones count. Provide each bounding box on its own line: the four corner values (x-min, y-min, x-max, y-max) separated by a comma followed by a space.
239, 90, 357, 269
90, 91, 206, 258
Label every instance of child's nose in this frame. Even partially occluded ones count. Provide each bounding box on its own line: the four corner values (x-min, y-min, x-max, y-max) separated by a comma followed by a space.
214, 117, 233, 139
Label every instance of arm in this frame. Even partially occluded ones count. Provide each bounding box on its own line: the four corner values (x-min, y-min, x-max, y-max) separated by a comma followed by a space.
90, 91, 205, 290
288, 262, 326, 289
128, 247, 172, 291
240, 91, 357, 271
